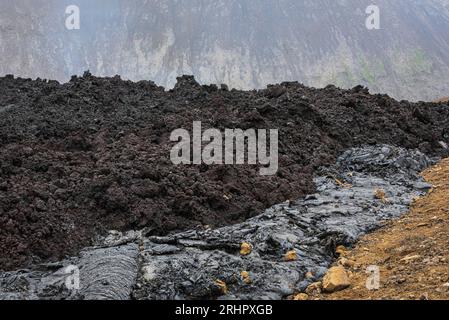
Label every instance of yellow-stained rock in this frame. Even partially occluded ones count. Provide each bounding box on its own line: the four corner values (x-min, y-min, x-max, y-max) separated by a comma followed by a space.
322, 266, 351, 293
241, 271, 252, 284
284, 250, 298, 261
336, 245, 348, 256
374, 188, 389, 203
240, 242, 252, 256
293, 293, 309, 300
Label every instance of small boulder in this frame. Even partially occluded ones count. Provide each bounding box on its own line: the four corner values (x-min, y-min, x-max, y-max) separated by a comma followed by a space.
240, 271, 252, 284
240, 242, 252, 256
284, 250, 298, 261
322, 266, 351, 293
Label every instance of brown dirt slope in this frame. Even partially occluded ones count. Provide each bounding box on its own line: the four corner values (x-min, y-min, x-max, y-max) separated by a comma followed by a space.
317, 158, 449, 300
434, 97, 449, 103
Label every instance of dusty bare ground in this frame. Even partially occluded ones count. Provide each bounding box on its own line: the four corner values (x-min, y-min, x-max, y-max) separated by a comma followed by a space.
310, 157, 449, 300
434, 97, 449, 103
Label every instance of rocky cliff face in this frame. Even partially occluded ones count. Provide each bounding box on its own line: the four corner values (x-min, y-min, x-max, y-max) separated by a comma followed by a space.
1, 0, 449, 101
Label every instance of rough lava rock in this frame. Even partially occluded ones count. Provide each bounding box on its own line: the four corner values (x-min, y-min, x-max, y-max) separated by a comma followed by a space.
1, 74, 449, 271
0, 145, 433, 300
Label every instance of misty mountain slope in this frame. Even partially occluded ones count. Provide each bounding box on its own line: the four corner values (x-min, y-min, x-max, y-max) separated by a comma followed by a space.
1, 0, 449, 101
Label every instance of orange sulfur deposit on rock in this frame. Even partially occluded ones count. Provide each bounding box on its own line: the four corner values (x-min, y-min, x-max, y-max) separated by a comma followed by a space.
240, 242, 252, 256
284, 250, 298, 261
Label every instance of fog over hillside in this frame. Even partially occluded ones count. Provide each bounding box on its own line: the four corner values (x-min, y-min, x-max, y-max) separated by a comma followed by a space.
1, 0, 449, 101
